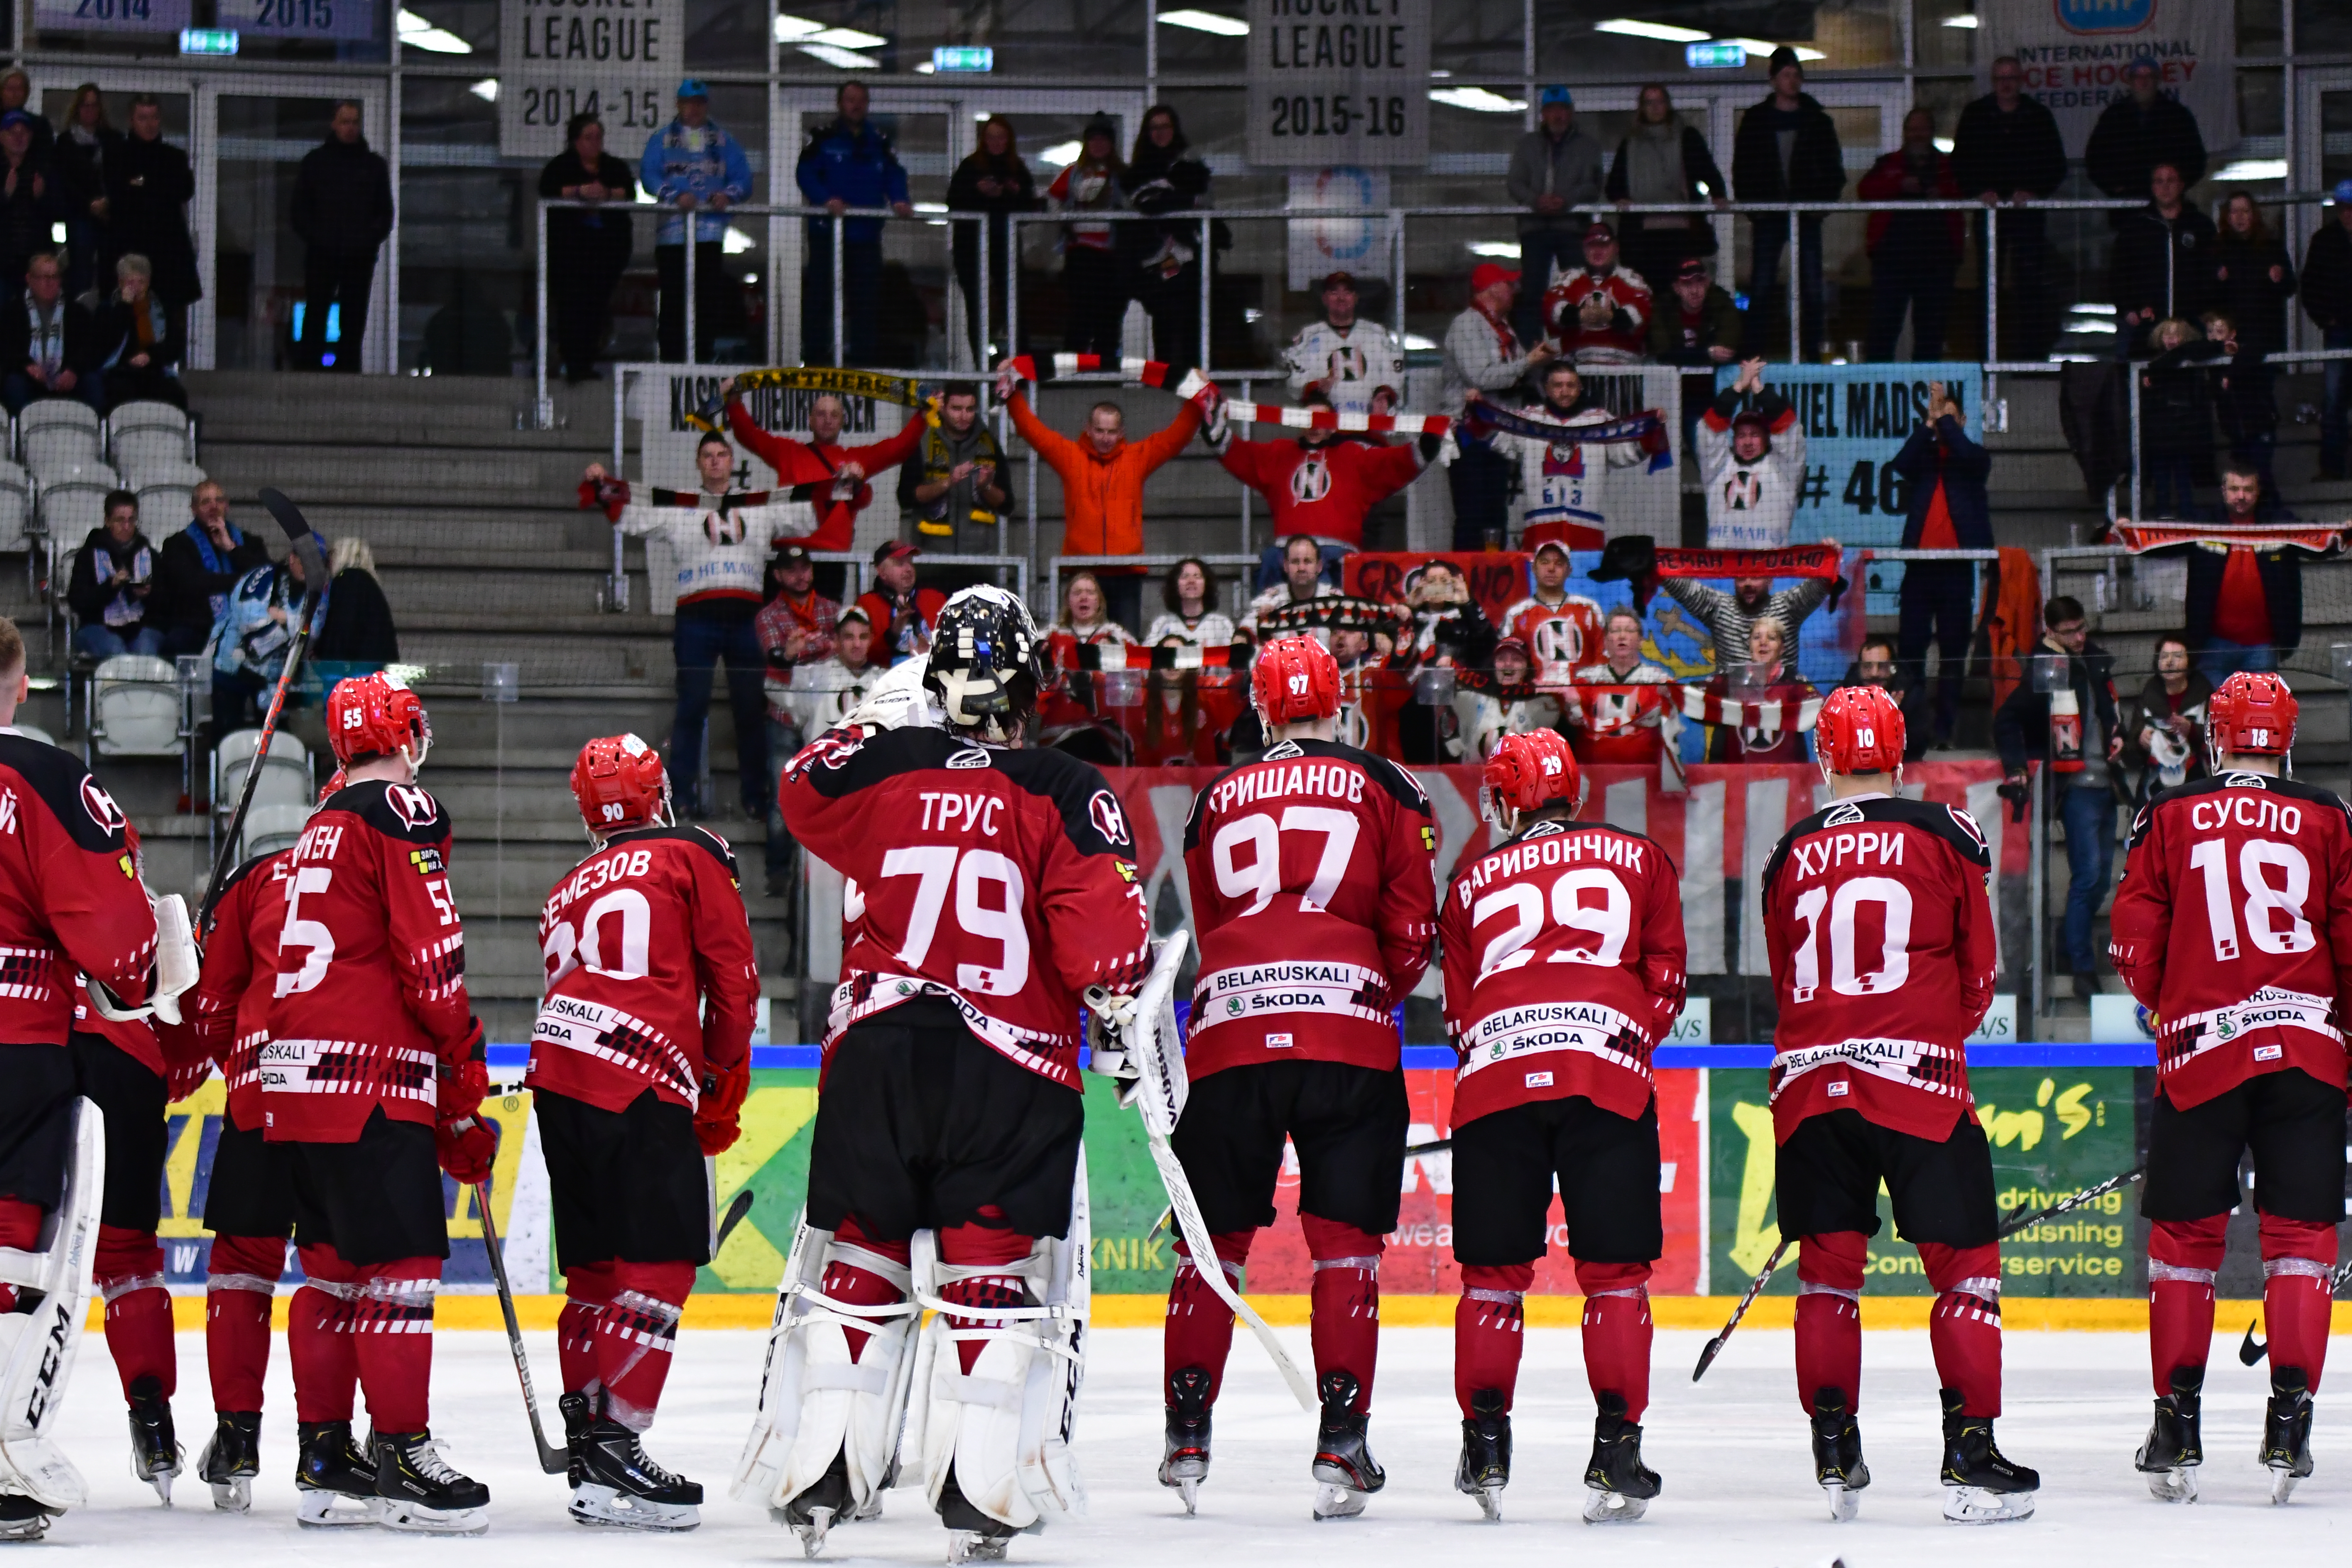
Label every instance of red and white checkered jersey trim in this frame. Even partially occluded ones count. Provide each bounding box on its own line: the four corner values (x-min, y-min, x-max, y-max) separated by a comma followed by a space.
532, 994, 698, 1102
256, 1037, 438, 1105
825, 971, 1080, 1089
1771, 1037, 1969, 1101
2158, 985, 2341, 1072
0, 945, 59, 1002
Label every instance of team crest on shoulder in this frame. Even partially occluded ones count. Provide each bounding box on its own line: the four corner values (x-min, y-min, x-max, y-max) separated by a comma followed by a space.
1089, 789, 1131, 846
387, 784, 438, 827
79, 776, 125, 833
1946, 805, 1987, 855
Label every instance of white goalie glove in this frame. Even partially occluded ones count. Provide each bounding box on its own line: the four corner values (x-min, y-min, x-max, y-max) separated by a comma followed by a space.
1081, 984, 1144, 1106
87, 894, 199, 1026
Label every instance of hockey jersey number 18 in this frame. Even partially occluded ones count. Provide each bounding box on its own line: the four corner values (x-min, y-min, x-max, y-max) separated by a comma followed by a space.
1181, 737, 1437, 1078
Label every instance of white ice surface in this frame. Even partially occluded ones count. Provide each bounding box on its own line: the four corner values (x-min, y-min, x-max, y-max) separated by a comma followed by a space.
33, 1325, 2343, 1563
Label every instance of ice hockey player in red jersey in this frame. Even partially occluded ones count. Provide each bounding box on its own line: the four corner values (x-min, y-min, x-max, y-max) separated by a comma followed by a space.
0, 617, 192, 1538
1759, 682, 2037, 1524
1437, 728, 1684, 1523
748, 586, 1151, 1562
530, 733, 758, 1530
261, 671, 494, 1533
188, 813, 300, 1512
2107, 671, 2352, 1504
1161, 634, 1437, 1522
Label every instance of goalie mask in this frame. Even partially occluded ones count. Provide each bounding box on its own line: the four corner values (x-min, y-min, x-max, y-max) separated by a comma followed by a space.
2206, 670, 2297, 769
923, 586, 1046, 741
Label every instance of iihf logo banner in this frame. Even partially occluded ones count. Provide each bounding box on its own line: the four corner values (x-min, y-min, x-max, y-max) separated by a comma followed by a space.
1975, 0, 2237, 156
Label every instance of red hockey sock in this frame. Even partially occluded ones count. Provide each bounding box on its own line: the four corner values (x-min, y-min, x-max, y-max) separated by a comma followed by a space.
595, 1262, 694, 1431
1303, 1216, 1383, 1412
1576, 1259, 1655, 1422
1921, 1242, 2004, 1418
1454, 1263, 1533, 1418
349, 1259, 438, 1434
2148, 1215, 2226, 1395
205, 1232, 286, 1413
2260, 1214, 2338, 1393
559, 1263, 617, 1399
290, 1244, 360, 1425
1794, 1231, 1867, 1415
828, 1216, 914, 1364
939, 1217, 1036, 1377
97, 1224, 173, 1401
0, 1200, 38, 1312
1165, 1229, 1255, 1406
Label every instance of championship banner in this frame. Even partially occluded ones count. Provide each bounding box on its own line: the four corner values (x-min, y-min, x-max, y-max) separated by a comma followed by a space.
1978, 0, 2238, 159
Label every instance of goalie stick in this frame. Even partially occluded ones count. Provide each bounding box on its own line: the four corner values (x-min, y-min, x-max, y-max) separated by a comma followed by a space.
475, 1177, 570, 1475
199, 487, 329, 925
1694, 1166, 2145, 1383
1111, 932, 1316, 1412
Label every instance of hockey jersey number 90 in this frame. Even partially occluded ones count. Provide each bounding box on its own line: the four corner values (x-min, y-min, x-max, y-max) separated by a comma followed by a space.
1181, 738, 1437, 1078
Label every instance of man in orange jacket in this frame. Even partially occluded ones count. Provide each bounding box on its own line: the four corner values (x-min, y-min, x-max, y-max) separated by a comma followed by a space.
998, 358, 1204, 629
720, 378, 928, 550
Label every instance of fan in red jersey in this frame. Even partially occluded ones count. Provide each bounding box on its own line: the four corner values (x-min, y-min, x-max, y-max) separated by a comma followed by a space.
1160, 634, 1437, 1522
2107, 671, 2352, 1504
1758, 682, 2038, 1525
1437, 728, 1684, 1524
261, 670, 493, 1533
526, 733, 757, 1530
750, 585, 1151, 1561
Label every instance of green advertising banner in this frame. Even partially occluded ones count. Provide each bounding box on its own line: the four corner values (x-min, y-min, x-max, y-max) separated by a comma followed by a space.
1707, 1067, 2142, 1297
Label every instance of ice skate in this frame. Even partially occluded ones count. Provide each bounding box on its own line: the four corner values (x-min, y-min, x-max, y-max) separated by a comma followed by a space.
0, 1494, 55, 1541
1158, 1367, 1212, 1516
125, 1375, 181, 1505
373, 1430, 490, 1534
778, 1449, 853, 1557
2262, 1368, 2314, 1504
1809, 1387, 1869, 1522
937, 1469, 1016, 1562
2135, 1367, 2203, 1503
1309, 1371, 1383, 1520
569, 1414, 702, 1530
1939, 1387, 2038, 1523
1453, 1388, 1509, 1522
294, 1420, 378, 1528
197, 1411, 261, 1513
1582, 1392, 1660, 1524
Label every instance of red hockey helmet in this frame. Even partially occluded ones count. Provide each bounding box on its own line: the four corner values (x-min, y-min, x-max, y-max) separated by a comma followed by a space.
2206, 670, 2297, 764
571, 733, 672, 837
1480, 728, 1580, 830
1252, 635, 1341, 728
325, 671, 430, 768
1815, 683, 1906, 776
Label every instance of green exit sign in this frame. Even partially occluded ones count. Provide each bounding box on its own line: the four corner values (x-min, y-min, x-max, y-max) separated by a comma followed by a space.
179, 26, 238, 52
931, 44, 992, 71
1685, 41, 1746, 68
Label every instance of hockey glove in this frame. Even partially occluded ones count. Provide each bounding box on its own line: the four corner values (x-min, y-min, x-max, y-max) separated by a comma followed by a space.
153, 1011, 212, 1102
694, 1059, 750, 1156
434, 1046, 495, 1182
1083, 985, 1146, 1108
1998, 775, 2031, 823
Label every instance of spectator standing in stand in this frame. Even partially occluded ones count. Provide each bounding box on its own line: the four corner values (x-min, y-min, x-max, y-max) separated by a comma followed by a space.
1951, 57, 2068, 360
2213, 193, 2295, 500
1120, 104, 1213, 377
1208, 387, 1439, 578
1696, 357, 1805, 549
2114, 163, 2218, 355
999, 358, 1203, 630
0, 73, 52, 169
653, 80, 754, 364
0, 114, 60, 301
310, 536, 399, 670
538, 112, 636, 385
1890, 381, 1990, 749
289, 101, 392, 373
1240, 534, 1340, 638
774, 605, 875, 746
1441, 262, 1551, 550
1699, 614, 1817, 762
1467, 359, 1666, 550
721, 379, 927, 551
896, 382, 1012, 551
947, 116, 1036, 368
2120, 634, 2210, 805
2304, 181, 2352, 480
2085, 58, 2207, 229
65, 489, 157, 659
106, 95, 199, 316
2139, 316, 2218, 517
1731, 49, 1844, 362
1048, 115, 1127, 359
1540, 222, 1652, 365
53, 85, 118, 304
95, 252, 181, 410
0, 250, 101, 413
1565, 607, 1678, 767
1143, 557, 1236, 649
1506, 87, 1604, 349
152, 480, 264, 659
1607, 83, 1729, 291
1858, 109, 1963, 362
1500, 539, 1607, 683
854, 539, 946, 667
754, 544, 838, 895
1659, 558, 1837, 672
1648, 256, 1742, 366
1993, 595, 2121, 999
1283, 270, 1405, 416
2184, 464, 2300, 682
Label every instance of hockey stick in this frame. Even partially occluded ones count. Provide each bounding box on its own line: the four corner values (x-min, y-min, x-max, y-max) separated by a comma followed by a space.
1694, 1165, 2146, 1384
199, 487, 329, 925
1146, 1132, 1454, 1241
2238, 1250, 2352, 1367
475, 1179, 570, 1476
715, 1187, 756, 1253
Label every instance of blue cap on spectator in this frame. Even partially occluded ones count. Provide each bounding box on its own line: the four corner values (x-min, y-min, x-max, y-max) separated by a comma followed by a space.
676, 78, 710, 99
1539, 86, 1573, 107
2335, 178, 2352, 206
0, 111, 30, 131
